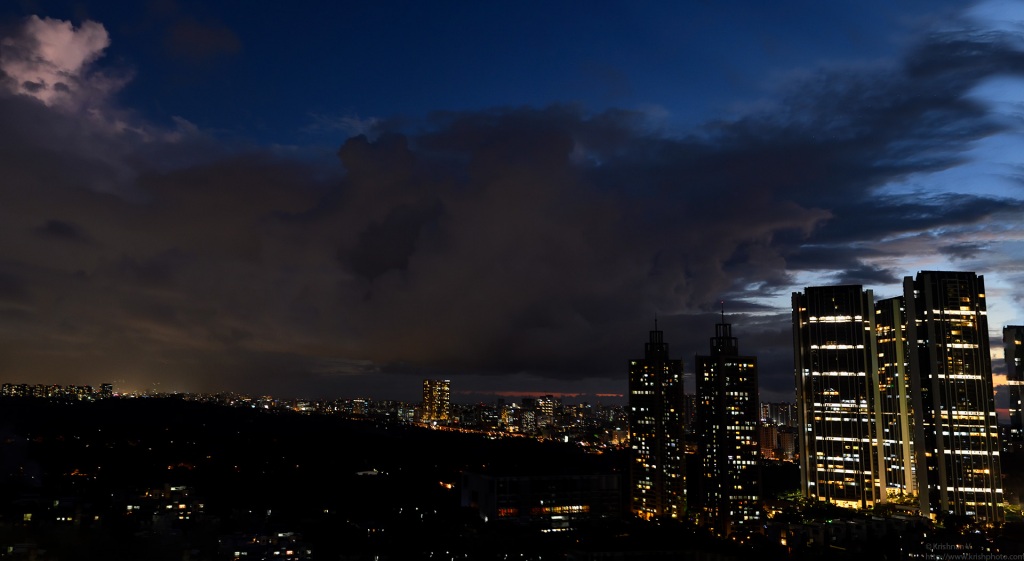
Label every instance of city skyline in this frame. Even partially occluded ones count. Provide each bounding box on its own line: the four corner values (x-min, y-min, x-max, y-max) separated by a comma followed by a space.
2, 2, 1024, 404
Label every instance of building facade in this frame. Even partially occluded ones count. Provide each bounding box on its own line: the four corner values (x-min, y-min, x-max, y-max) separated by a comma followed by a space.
461, 472, 622, 529
875, 296, 917, 496
905, 271, 1003, 524
793, 285, 884, 509
628, 323, 685, 519
694, 318, 761, 535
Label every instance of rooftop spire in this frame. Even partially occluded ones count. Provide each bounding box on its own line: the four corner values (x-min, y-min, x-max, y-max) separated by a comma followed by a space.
712, 302, 738, 355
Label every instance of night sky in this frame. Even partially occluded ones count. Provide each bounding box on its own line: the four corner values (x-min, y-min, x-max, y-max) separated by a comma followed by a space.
2, 1, 1024, 407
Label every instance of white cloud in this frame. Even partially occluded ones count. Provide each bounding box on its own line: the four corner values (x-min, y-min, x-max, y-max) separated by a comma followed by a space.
967, 0, 1024, 38
0, 15, 123, 109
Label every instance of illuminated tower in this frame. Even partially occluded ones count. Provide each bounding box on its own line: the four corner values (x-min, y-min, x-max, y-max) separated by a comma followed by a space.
421, 379, 451, 424
536, 395, 557, 429
628, 321, 685, 519
875, 296, 917, 497
793, 285, 884, 509
905, 271, 1003, 524
695, 315, 760, 535
1005, 326, 1024, 447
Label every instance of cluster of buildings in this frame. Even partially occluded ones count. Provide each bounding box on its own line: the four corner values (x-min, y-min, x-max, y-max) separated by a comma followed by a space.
759, 403, 799, 461
627, 315, 762, 536
626, 269, 1016, 539
794, 271, 1005, 524
0, 383, 113, 400
218, 532, 313, 561
419, 379, 631, 446
191, 381, 630, 447
11, 484, 206, 535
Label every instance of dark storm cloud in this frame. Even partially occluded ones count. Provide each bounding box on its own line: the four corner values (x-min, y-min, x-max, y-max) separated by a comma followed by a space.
296, 24, 1024, 386
905, 29, 1024, 84
939, 241, 989, 260
34, 219, 91, 243
0, 272, 29, 304
21, 80, 42, 93
347, 198, 444, 281
106, 252, 182, 289
783, 244, 873, 273
830, 264, 902, 287
807, 194, 1024, 245
1, 12, 1023, 397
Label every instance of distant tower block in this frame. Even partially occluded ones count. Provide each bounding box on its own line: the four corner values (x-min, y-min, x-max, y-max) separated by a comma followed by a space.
421, 379, 451, 424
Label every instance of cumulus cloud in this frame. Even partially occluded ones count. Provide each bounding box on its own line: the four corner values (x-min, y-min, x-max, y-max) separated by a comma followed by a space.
0, 15, 125, 109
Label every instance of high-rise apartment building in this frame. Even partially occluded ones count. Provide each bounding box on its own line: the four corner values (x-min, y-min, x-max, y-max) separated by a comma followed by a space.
793, 285, 884, 509
695, 318, 761, 534
682, 394, 698, 433
421, 379, 451, 424
905, 271, 1003, 524
777, 428, 797, 461
628, 322, 685, 519
1005, 326, 1024, 447
875, 296, 917, 496
760, 423, 779, 460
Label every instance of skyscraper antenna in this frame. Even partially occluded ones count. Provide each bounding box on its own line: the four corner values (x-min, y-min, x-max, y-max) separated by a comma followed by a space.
721, 300, 725, 324
654, 313, 658, 331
